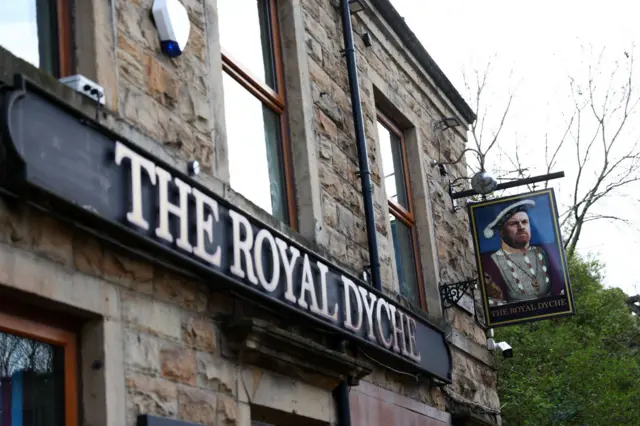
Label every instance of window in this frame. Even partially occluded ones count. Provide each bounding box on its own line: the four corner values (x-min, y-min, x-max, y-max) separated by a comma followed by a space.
377, 112, 425, 310
0, 309, 78, 426
0, 0, 72, 77
218, 0, 296, 226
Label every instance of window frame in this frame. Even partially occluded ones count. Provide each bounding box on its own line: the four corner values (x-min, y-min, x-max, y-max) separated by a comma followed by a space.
0, 308, 79, 426
55, 0, 73, 77
377, 111, 427, 311
220, 0, 297, 229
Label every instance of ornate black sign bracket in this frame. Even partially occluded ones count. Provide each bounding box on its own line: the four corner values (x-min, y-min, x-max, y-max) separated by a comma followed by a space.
439, 278, 477, 309
448, 171, 566, 212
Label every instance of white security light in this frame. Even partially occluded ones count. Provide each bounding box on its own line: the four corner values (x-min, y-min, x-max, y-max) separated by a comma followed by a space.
152, 0, 191, 58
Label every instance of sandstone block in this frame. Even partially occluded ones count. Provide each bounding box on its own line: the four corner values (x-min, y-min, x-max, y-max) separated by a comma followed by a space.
121, 292, 182, 340
32, 214, 73, 266
321, 193, 338, 229
121, 86, 161, 139
303, 10, 331, 50
305, 34, 323, 63
337, 204, 355, 239
126, 374, 178, 419
328, 229, 347, 259
178, 386, 217, 426
196, 352, 237, 395
183, 317, 217, 353
124, 330, 160, 374
217, 396, 238, 426
187, 25, 206, 63
0, 200, 29, 247
116, 2, 150, 50
161, 347, 196, 385
103, 251, 154, 294
332, 146, 350, 177
118, 31, 142, 63
318, 160, 342, 199
318, 133, 333, 161
74, 236, 154, 294
145, 55, 179, 105
180, 88, 211, 134
154, 268, 207, 312
193, 133, 214, 169
315, 108, 338, 141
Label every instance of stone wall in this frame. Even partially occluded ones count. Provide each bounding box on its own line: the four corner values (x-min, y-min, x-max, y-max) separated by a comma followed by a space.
0, 0, 500, 424
302, 0, 499, 416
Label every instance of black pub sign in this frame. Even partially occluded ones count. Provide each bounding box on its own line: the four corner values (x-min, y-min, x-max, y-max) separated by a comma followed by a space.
0, 75, 452, 382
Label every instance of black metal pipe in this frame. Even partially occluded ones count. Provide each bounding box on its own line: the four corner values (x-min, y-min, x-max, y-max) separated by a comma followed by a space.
340, 0, 382, 293
334, 377, 352, 426
452, 171, 565, 199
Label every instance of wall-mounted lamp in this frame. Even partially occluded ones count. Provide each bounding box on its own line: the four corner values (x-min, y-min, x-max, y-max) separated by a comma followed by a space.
470, 170, 498, 195
438, 116, 461, 131
349, 0, 366, 14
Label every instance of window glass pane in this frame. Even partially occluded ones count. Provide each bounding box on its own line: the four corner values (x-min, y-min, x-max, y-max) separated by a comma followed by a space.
0, 331, 65, 426
0, 0, 58, 75
223, 73, 288, 222
377, 121, 409, 209
390, 214, 420, 307
218, 0, 277, 89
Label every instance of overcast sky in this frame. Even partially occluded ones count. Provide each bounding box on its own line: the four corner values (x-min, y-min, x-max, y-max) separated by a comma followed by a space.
390, 0, 640, 295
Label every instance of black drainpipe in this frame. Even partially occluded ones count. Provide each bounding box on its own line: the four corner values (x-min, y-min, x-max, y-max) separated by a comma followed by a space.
334, 1, 384, 425
340, 0, 382, 293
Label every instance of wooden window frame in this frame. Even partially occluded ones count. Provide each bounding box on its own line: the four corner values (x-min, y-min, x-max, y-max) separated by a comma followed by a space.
220, 0, 297, 229
0, 309, 78, 426
55, 0, 73, 77
377, 111, 427, 311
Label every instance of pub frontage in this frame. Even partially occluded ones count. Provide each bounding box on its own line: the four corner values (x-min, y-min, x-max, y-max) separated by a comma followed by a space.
0, 0, 501, 425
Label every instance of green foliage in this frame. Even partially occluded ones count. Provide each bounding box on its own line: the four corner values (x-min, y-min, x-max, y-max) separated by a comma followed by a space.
496, 255, 640, 425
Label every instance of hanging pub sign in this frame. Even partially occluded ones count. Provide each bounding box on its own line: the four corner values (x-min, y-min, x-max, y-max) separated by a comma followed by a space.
0, 74, 452, 383
468, 189, 575, 327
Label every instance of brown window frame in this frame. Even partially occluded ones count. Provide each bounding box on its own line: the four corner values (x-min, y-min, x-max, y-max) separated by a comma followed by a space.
377, 111, 427, 311
220, 0, 297, 229
0, 308, 79, 426
55, 0, 74, 77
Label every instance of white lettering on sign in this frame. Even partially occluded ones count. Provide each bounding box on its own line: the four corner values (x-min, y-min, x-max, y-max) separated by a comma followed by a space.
191, 187, 221, 267
343, 276, 363, 332
317, 261, 339, 321
115, 142, 157, 230
359, 286, 378, 342
113, 141, 422, 364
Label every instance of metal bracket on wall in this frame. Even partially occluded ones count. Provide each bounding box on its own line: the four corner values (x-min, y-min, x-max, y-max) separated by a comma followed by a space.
449, 171, 566, 213
439, 278, 477, 309
448, 180, 467, 212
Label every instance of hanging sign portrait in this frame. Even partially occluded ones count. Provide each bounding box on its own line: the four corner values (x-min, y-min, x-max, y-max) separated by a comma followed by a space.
468, 189, 575, 327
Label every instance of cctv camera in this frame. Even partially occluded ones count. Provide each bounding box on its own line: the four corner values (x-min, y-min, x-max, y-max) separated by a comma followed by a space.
152, 0, 191, 57
487, 332, 513, 359
496, 341, 513, 358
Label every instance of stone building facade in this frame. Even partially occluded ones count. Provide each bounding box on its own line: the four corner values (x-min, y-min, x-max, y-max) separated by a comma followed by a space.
0, 0, 500, 425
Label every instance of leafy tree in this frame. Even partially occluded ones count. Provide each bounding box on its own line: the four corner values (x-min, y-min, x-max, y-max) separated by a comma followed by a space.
495, 255, 640, 425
